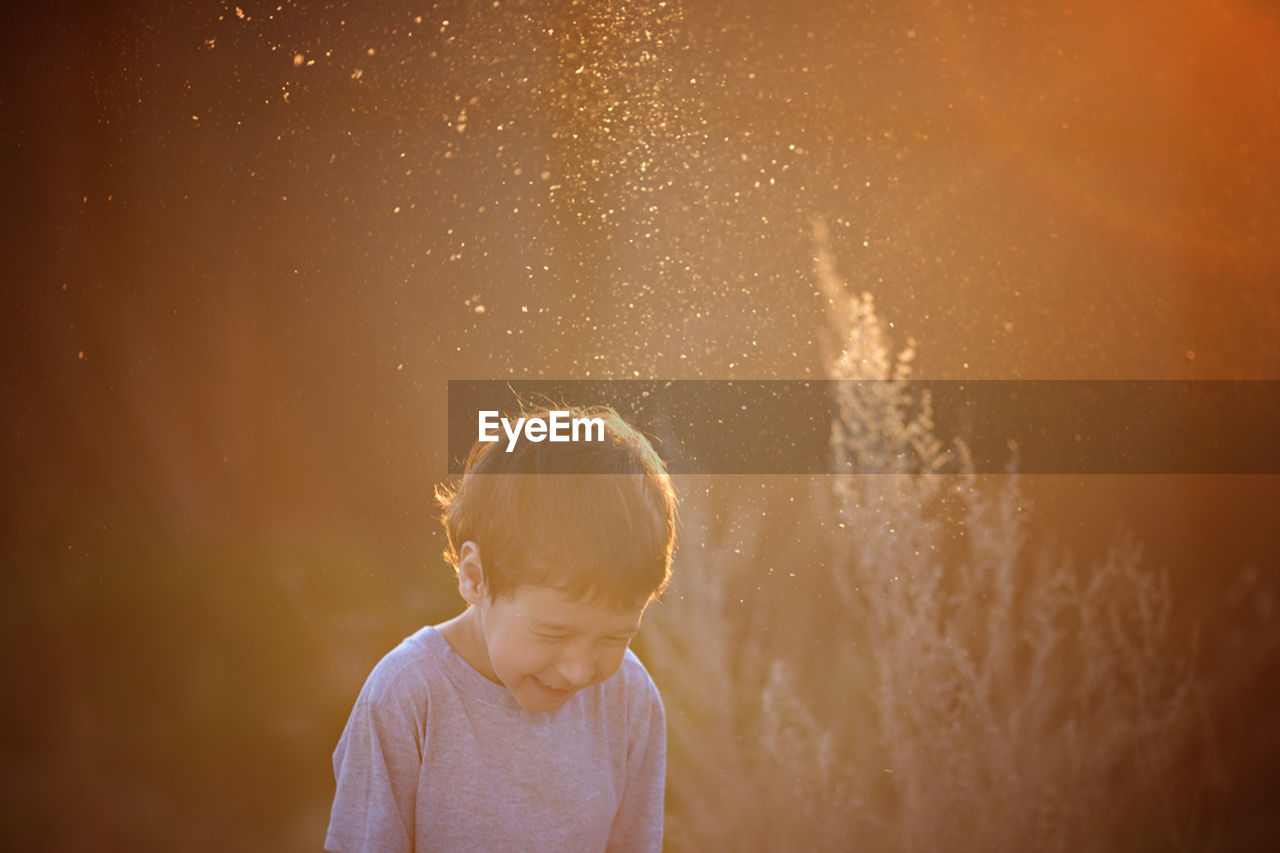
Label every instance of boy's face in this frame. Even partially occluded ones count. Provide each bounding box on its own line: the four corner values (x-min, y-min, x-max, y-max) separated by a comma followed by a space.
459, 545, 648, 712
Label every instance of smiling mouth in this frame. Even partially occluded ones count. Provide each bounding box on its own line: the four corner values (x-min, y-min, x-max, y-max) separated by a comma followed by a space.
535, 677, 572, 695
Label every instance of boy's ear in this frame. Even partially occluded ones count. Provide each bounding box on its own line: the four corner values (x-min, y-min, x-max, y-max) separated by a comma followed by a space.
457, 541, 488, 605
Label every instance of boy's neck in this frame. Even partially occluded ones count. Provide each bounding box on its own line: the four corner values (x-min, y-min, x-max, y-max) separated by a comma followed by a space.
436, 607, 500, 684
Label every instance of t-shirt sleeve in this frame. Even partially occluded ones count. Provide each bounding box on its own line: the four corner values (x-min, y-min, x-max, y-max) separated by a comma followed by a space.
606, 663, 666, 853
325, 652, 428, 853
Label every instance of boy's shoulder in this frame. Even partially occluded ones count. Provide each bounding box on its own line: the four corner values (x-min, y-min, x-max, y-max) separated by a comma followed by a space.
354, 625, 449, 706
616, 646, 662, 701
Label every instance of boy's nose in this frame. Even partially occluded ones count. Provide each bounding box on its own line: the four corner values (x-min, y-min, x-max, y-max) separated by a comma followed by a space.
557, 654, 595, 689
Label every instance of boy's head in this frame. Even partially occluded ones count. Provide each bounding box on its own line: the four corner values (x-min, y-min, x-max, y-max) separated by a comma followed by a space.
435, 405, 678, 710
436, 404, 678, 610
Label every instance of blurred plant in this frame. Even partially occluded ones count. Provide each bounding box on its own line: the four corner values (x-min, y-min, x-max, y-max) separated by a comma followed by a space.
644, 220, 1206, 852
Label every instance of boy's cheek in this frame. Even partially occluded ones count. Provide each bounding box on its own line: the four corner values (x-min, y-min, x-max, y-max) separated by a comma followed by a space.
595, 651, 628, 683
500, 642, 552, 676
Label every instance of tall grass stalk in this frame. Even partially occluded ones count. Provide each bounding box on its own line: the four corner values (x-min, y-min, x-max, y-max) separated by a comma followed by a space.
645, 221, 1203, 852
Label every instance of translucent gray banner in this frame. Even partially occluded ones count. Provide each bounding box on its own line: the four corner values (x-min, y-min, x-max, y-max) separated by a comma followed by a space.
447, 380, 1280, 475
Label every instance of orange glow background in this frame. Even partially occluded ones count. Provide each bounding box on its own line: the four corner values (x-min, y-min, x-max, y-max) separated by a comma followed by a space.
3, 0, 1278, 849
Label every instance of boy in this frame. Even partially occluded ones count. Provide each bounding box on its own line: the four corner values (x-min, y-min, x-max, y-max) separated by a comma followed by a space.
325, 405, 678, 853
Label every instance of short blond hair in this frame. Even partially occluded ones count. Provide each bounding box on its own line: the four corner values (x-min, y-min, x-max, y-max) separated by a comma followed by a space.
435, 405, 677, 608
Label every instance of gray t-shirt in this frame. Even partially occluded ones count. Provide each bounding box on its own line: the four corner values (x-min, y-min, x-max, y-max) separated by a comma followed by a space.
325, 625, 665, 853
